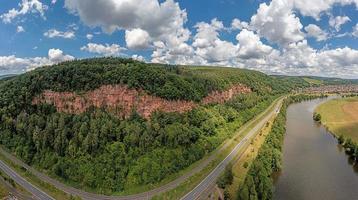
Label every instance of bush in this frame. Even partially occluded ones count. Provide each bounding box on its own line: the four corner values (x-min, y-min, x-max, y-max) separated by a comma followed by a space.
313, 113, 322, 122
217, 166, 234, 189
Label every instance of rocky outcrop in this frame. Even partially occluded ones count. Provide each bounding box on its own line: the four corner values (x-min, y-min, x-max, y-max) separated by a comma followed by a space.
33, 84, 251, 118
202, 85, 251, 104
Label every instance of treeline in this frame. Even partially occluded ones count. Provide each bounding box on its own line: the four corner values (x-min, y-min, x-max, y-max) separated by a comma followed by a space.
338, 136, 358, 163
236, 94, 325, 200
287, 94, 328, 103
342, 94, 358, 98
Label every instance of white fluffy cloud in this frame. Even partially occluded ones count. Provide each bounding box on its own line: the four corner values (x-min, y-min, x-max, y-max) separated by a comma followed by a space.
236, 29, 275, 59
1, 0, 48, 23
125, 29, 151, 50
270, 40, 358, 77
16, 26, 25, 33
0, 49, 74, 74
44, 29, 75, 39
48, 49, 74, 63
250, 0, 304, 46
131, 54, 145, 62
329, 15, 351, 31
86, 34, 93, 40
353, 24, 358, 37
191, 19, 237, 63
231, 18, 249, 30
64, 0, 190, 51
293, 0, 358, 20
80, 43, 126, 56
304, 24, 328, 41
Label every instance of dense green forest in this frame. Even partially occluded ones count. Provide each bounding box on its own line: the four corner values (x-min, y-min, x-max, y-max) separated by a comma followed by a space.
237, 94, 327, 200
0, 58, 317, 194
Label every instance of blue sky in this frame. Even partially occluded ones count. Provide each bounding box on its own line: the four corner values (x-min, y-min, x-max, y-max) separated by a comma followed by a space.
0, 0, 358, 78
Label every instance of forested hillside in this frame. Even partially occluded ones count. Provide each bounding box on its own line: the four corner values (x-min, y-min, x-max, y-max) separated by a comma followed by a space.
0, 58, 306, 194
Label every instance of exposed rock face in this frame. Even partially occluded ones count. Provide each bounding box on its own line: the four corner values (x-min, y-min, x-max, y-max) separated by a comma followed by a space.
202, 85, 251, 104
33, 84, 251, 118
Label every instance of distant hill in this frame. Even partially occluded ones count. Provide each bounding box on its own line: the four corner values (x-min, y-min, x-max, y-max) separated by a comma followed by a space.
0, 74, 17, 80
273, 75, 358, 86
0, 58, 304, 116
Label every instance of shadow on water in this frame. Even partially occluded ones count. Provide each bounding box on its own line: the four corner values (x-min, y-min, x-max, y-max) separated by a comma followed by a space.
274, 97, 358, 200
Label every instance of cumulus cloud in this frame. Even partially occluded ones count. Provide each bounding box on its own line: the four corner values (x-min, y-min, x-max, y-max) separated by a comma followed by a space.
304, 24, 329, 41
231, 18, 249, 30
1, 0, 48, 23
236, 29, 275, 59
353, 24, 358, 37
17, 26, 25, 33
125, 29, 151, 50
44, 29, 75, 39
250, 0, 304, 46
64, 0, 189, 50
80, 43, 126, 56
131, 54, 146, 62
329, 15, 351, 31
48, 49, 74, 63
86, 34, 93, 40
293, 0, 358, 20
271, 40, 358, 78
191, 19, 237, 63
0, 49, 74, 75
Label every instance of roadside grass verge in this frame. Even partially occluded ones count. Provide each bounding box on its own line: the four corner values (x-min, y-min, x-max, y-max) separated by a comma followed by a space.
0, 183, 7, 198
226, 115, 275, 199
152, 96, 283, 200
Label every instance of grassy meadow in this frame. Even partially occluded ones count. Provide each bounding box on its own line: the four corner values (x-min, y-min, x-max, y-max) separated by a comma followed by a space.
316, 97, 358, 142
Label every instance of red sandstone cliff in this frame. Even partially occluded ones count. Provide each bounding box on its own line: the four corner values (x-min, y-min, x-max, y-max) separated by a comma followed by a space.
33, 84, 251, 118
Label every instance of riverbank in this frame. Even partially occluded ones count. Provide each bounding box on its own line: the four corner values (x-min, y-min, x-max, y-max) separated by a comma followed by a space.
234, 94, 324, 200
315, 97, 358, 167
275, 97, 358, 200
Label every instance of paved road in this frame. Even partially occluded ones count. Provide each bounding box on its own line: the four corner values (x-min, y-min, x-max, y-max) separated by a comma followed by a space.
0, 160, 53, 200
0, 175, 34, 200
181, 99, 283, 200
0, 98, 282, 200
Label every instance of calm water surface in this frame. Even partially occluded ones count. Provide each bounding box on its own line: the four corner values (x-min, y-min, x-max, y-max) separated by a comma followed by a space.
274, 98, 358, 200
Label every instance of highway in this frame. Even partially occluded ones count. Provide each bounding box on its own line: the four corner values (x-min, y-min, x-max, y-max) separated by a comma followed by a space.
181, 98, 283, 200
0, 160, 53, 200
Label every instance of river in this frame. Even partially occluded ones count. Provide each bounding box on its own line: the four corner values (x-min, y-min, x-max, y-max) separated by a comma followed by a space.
274, 98, 358, 200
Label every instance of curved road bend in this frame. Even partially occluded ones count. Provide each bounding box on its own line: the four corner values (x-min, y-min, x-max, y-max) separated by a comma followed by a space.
0, 160, 53, 200
181, 99, 283, 200
0, 98, 282, 200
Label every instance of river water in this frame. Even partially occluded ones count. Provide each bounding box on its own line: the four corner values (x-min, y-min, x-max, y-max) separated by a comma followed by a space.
274, 98, 358, 200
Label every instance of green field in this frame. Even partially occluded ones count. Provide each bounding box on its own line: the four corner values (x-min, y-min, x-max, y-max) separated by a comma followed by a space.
316, 97, 358, 142
303, 77, 323, 85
